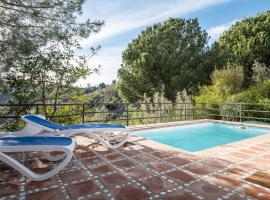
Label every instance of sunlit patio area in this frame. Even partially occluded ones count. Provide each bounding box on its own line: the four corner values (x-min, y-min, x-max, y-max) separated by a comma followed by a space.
1, 120, 270, 200
0, 0, 270, 199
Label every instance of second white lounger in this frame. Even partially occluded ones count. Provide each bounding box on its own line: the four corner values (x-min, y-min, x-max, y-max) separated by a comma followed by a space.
7, 114, 130, 149
0, 136, 75, 181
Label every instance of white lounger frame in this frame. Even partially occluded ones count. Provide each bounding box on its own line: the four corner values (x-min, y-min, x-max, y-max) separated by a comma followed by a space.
0, 138, 75, 181
1, 115, 130, 149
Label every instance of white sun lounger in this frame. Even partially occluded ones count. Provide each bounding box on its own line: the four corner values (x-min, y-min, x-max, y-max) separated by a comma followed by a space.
0, 136, 75, 181
2, 114, 129, 149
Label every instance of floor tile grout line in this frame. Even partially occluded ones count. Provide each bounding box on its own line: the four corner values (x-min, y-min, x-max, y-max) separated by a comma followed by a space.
94, 148, 156, 199
73, 149, 115, 199
115, 148, 202, 199
128, 141, 270, 198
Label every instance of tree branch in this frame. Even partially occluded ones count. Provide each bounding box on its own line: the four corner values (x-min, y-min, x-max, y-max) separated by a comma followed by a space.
0, 0, 65, 9
50, 73, 64, 119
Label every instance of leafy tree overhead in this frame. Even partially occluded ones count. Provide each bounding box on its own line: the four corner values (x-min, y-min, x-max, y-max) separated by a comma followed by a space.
0, 0, 103, 55
219, 11, 270, 85
0, 0, 104, 118
118, 18, 222, 102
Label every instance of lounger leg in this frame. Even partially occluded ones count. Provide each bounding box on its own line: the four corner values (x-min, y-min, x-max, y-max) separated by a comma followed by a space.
42, 152, 66, 161
65, 130, 130, 149
0, 150, 73, 181
91, 131, 130, 149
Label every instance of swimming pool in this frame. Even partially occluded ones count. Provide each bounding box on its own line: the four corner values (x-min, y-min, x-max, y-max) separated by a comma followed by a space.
135, 122, 270, 152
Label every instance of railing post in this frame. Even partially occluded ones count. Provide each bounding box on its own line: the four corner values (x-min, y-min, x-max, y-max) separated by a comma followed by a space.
192, 103, 195, 120
35, 105, 39, 115
126, 103, 129, 126
82, 104, 85, 124
239, 103, 242, 122
159, 102, 162, 123
205, 103, 208, 119
225, 104, 228, 121
184, 103, 186, 120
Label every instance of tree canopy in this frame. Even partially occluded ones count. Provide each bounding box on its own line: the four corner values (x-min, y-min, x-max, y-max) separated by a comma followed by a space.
219, 11, 270, 85
0, 0, 103, 117
0, 0, 103, 62
118, 18, 222, 102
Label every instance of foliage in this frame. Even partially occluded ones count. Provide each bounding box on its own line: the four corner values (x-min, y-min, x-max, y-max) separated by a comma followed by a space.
2, 7, 270, 129
228, 79, 270, 120
219, 11, 270, 85
82, 82, 126, 123
252, 61, 270, 83
195, 64, 244, 103
195, 67, 270, 122
118, 18, 222, 103
0, 0, 103, 130
0, 0, 103, 120
230, 79, 270, 103
128, 91, 194, 125
211, 64, 244, 96
42, 95, 90, 124
0, 0, 103, 59
194, 64, 245, 120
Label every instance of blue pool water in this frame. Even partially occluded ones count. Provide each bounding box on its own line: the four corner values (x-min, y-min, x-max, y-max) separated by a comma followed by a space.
135, 123, 270, 152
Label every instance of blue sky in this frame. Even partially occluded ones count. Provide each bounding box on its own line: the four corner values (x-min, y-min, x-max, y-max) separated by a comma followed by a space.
76, 0, 270, 87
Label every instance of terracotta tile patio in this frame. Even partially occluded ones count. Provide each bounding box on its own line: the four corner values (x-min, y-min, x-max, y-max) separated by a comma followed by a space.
0, 120, 270, 199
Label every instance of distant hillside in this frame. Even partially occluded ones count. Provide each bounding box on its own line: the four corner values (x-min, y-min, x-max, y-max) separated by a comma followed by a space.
85, 83, 123, 105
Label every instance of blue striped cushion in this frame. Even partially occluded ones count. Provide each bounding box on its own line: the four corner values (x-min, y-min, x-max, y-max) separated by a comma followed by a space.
0, 136, 72, 146
64, 124, 125, 130
24, 115, 65, 130
24, 115, 125, 130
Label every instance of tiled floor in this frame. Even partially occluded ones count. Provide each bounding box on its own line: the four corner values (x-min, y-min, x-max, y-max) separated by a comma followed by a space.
1, 120, 270, 200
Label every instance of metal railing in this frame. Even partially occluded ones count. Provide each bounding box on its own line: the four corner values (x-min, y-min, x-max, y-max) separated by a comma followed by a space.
0, 102, 270, 129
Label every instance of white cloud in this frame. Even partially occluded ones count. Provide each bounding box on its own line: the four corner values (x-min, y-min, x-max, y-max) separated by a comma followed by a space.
76, 46, 124, 86
207, 19, 238, 43
81, 0, 231, 47
77, 0, 233, 87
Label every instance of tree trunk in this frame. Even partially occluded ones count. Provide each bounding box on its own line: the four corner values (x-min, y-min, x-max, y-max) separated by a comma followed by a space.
41, 77, 47, 118
50, 75, 63, 120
